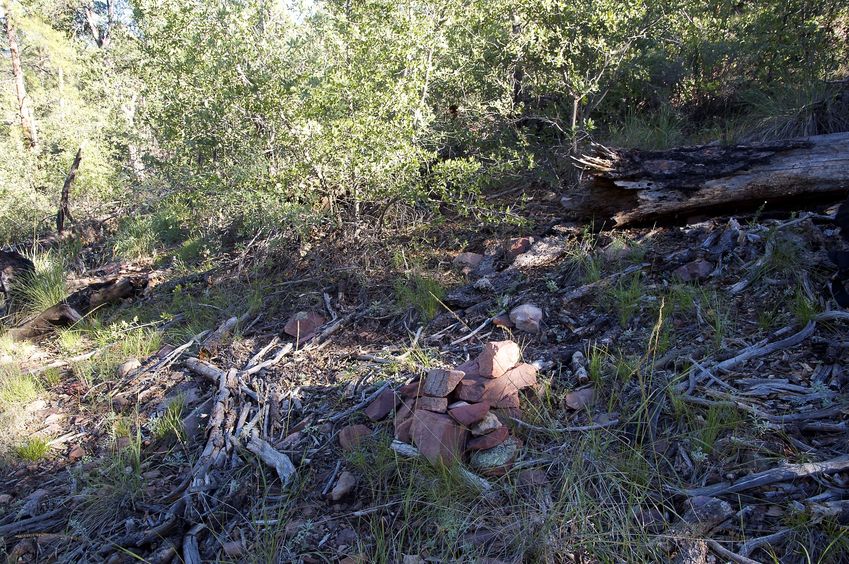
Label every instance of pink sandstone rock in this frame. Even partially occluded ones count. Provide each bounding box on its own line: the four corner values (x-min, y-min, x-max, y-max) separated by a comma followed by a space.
363, 388, 398, 421
338, 424, 371, 451
415, 396, 448, 413
423, 369, 465, 397
411, 410, 468, 465
476, 340, 522, 378
454, 363, 537, 405
466, 426, 509, 451
284, 311, 326, 341
448, 401, 490, 427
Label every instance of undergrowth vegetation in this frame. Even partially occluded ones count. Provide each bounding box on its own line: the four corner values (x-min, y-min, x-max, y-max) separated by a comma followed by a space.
1, 1, 847, 244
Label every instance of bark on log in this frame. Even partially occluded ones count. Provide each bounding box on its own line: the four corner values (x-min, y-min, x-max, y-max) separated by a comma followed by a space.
8, 303, 82, 341
573, 132, 849, 226
64, 274, 148, 315
7, 274, 148, 341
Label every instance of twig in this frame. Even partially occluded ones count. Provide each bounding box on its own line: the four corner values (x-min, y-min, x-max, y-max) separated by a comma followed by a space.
241, 343, 293, 376
246, 432, 296, 487
398, 325, 423, 358
705, 539, 762, 564
562, 263, 648, 303
450, 314, 497, 346
326, 382, 390, 423
321, 460, 343, 497
182, 523, 205, 564
715, 321, 816, 373
245, 336, 280, 370
323, 292, 338, 321
729, 237, 775, 296
511, 417, 619, 434
683, 454, 849, 497
738, 529, 792, 558
0, 507, 67, 536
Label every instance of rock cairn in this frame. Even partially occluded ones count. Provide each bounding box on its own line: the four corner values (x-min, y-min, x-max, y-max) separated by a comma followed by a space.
358, 339, 537, 476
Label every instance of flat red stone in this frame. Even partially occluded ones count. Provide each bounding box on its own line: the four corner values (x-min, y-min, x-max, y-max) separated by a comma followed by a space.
363, 389, 398, 421
394, 401, 414, 442
466, 426, 509, 451
398, 379, 423, 398
284, 311, 326, 341
423, 369, 465, 397
454, 363, 537, 404
506, 237, 533, 261
454, 358, 480, 377
338, 424, 371, 451
415, 396, 448, 412
411, 410, 468, 465
491, 313, 514, 328
476, 341, 521, 378
448, 401, 490, 427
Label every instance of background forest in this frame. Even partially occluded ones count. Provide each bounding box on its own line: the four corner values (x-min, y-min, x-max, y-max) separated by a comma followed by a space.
1, 0, 847, 248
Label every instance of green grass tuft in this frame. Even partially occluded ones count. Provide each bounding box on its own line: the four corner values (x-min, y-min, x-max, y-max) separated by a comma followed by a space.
394, 274, 445, 321
0, 369, 44, 405
17, 250, 68, 316
150, 396, 186, 443
606, 273, 645, 327
15, 437, 50, 462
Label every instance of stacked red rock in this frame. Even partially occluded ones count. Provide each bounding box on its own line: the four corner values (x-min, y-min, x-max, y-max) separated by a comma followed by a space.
369, 339, 536, 474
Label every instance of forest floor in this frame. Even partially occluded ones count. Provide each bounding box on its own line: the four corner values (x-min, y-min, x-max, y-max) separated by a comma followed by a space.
1, 190, 849, 563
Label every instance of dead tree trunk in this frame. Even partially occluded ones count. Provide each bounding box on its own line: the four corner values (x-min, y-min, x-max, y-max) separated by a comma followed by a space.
573, 132, 849, 226
56, 148, 82, 233
3, 3, 38, 150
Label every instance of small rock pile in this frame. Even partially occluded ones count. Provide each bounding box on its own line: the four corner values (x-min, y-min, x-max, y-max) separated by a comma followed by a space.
360, 340, 537, 476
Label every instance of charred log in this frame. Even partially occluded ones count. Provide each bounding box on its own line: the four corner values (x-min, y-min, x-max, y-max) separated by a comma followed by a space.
573, 132, 849, 226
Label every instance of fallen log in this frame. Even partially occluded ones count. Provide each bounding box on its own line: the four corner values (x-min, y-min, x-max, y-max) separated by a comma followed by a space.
65, 273, 148, 314
573, 132, 849, 226
7, 303, 82, 340
7, 273, 148, 341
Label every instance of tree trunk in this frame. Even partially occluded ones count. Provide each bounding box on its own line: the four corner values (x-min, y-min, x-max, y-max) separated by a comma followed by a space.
57, 148, 82, 234
84, 4, 102, 47
572, 132, 849, 226
3, 3, 38, 150
85, 0, 112, 48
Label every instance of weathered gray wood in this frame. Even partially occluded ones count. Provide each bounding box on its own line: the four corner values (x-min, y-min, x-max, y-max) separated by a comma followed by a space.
575, 132, 849, 225
683, 454, 849, 497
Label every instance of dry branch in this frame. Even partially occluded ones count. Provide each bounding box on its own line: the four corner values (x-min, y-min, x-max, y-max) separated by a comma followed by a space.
245, 432, 296, 486
683, 454, 849, 497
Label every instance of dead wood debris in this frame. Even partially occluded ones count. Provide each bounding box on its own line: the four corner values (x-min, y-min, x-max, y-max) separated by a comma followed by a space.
5, 208, 849, 562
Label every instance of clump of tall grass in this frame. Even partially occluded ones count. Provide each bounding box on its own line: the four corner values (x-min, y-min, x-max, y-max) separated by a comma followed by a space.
394, 274, 446, 321
0, 366, 44, 405
17, 250, 68, 316
607, 106, 686, 150
737, 83, 849, 142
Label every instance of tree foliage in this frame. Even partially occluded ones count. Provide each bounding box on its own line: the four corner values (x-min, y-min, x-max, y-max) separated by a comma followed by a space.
1, 0, 847, 243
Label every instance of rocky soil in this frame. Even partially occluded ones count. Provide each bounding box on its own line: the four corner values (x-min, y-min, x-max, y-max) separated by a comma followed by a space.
2, 203, 849, 563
